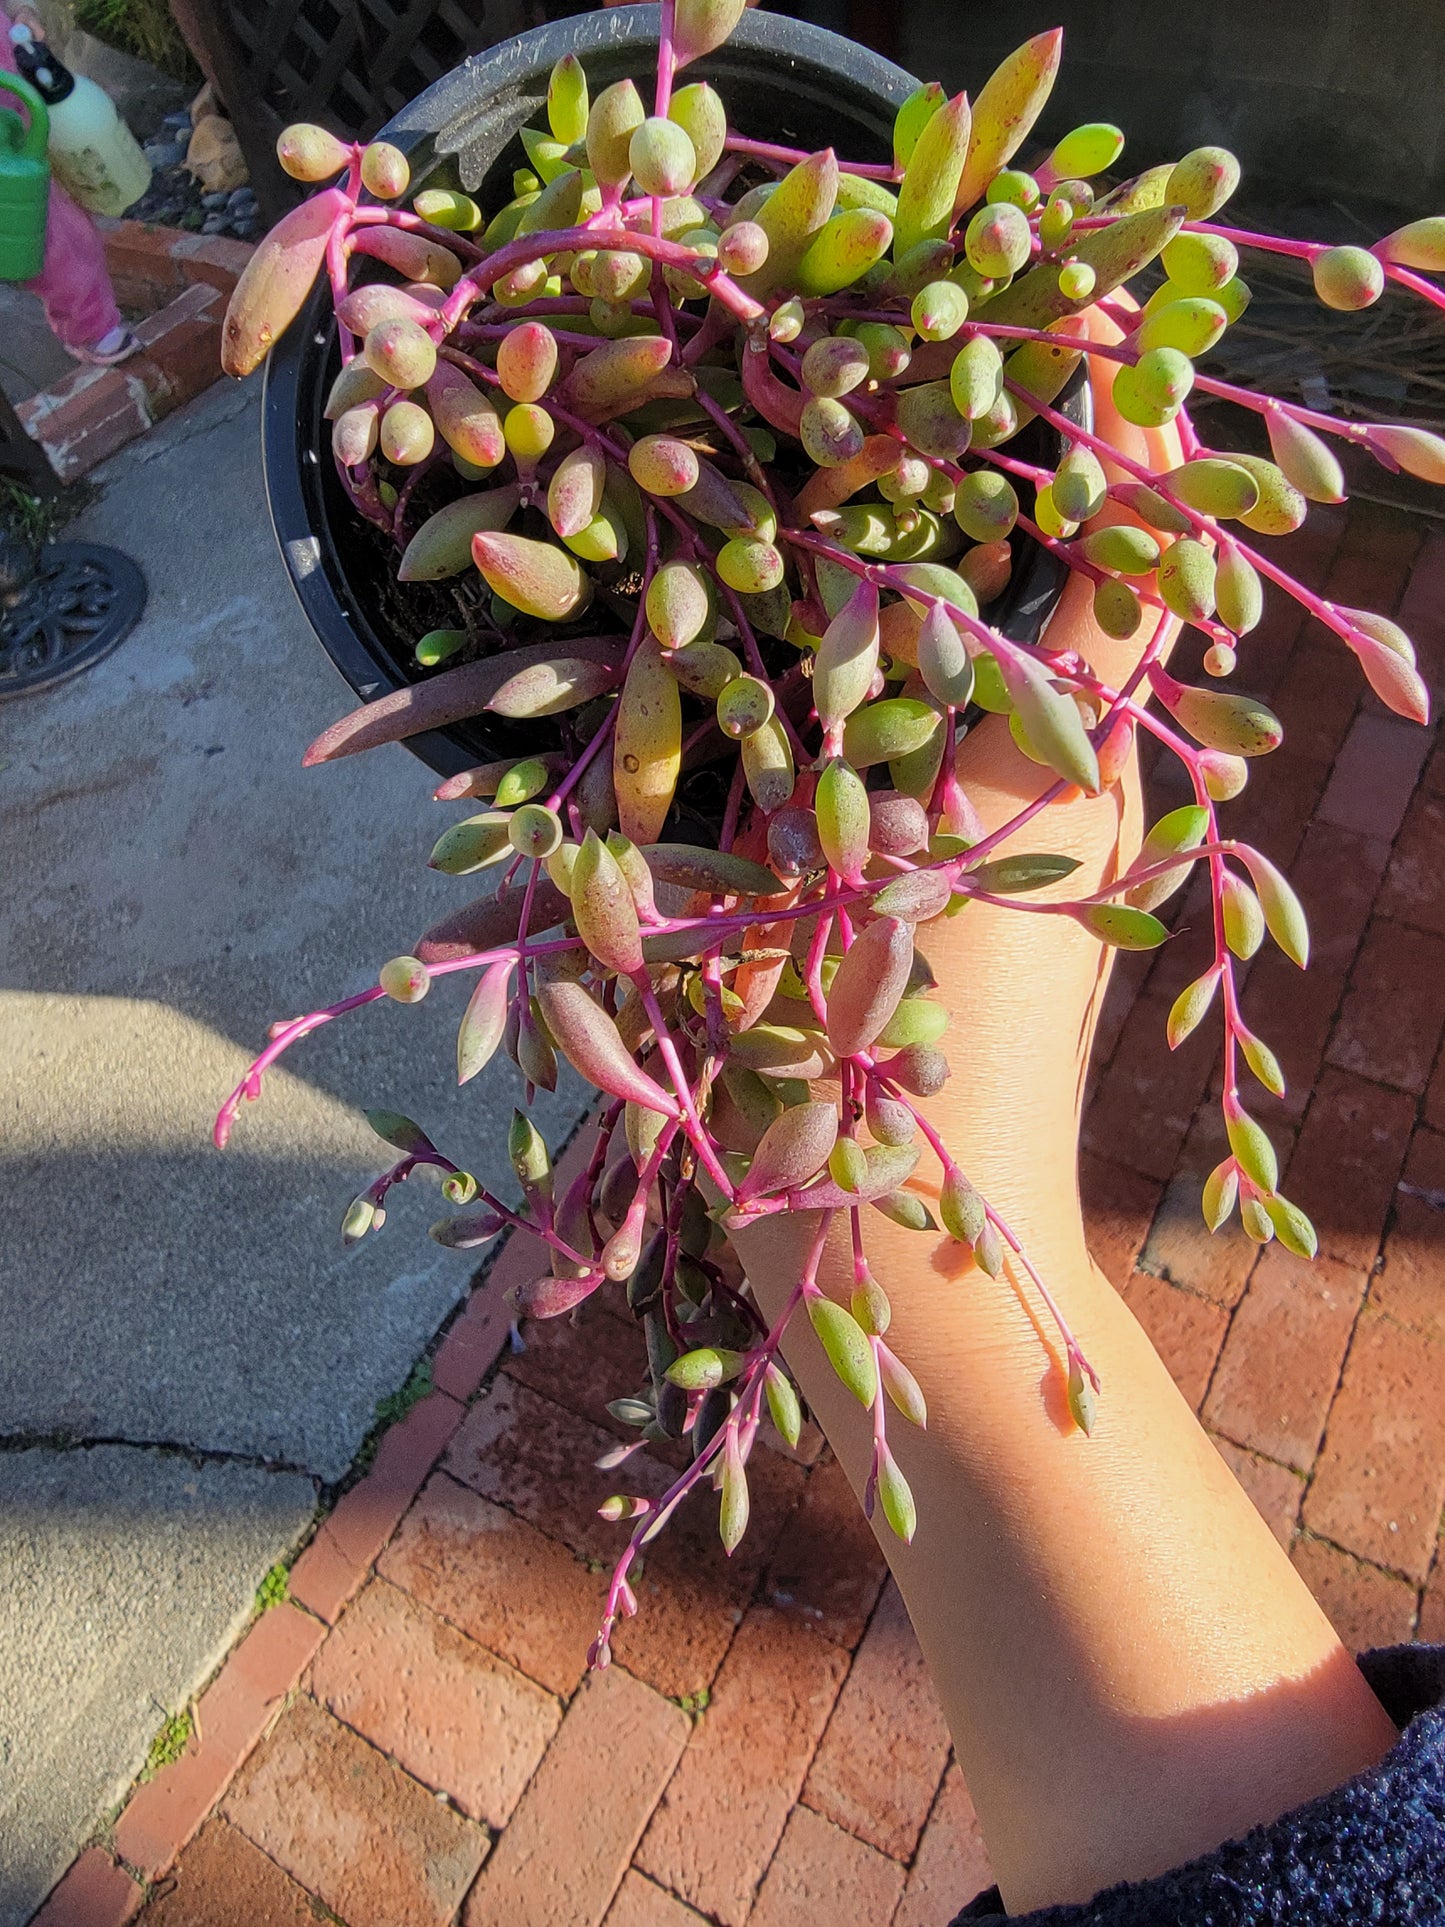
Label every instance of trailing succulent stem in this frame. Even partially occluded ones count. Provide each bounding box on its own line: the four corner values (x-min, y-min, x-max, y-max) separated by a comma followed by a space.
218, 0, 1441, 1665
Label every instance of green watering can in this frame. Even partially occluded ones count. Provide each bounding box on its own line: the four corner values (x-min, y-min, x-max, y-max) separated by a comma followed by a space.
0, 72, 50, 282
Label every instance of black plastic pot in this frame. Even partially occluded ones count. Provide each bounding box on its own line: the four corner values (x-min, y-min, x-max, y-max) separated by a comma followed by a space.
262, 5, 1085, 776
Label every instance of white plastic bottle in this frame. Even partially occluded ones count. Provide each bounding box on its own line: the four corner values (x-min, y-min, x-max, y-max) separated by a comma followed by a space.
9, 24, 151, 217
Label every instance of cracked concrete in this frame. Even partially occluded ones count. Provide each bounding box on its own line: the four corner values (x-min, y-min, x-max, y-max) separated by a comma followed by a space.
0, 375, 592, 1916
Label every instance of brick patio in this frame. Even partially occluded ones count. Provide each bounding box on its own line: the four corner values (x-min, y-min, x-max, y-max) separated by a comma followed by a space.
37, 498, 1445, 1927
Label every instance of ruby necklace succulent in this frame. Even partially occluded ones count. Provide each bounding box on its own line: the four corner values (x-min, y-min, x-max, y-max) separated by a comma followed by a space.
218, 0, 1443, 1667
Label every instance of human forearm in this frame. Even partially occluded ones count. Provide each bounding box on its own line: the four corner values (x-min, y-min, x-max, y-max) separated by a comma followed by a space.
731, 708, 1395, 1912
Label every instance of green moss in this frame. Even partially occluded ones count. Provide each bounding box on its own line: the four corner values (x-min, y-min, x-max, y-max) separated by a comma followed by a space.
254, 1563, 289, 1613
142, 1706, 193, 1779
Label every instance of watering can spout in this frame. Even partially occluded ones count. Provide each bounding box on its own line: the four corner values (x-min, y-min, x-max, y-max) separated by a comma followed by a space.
0, 72, 50, 282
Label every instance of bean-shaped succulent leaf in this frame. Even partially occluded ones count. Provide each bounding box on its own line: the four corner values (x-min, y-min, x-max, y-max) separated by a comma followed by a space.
875, 1442, 917, 1541
955, 30, 1062, 213
765, 1363, 803, 1448
826, 917, 915, 1057
813, 578, 881, 728
1201, 1159, 1239, 1232
1126, 803, 1209, 912
1222, 873, 1265, 960
1153, 677, 1283, 757
968, 852, 1079, 894
640, 844, 778, 897
808, 1295, 877, 1406
740, 715, 796, 814
815, 756, 871, 879
1226, 1105, 1278, 1193
796, 208, 894, 296
472, 532, 590, 622
666, 1346, 748, 1390
587, 78, 645, 184
457, 960, 514, 1084
487, 656, 616, 718
940, 1166, 987, 1246
534, 978, 681, 1116
1066, 1363, 1097, 1437
1075, 903, 1169, 949
1265, 1195, 1317, 1260
1167, 968, 1220, 1049
613, 636, 681, 844
781, 1142, 922, 1213
1236, 847, 1310, 966
870, 869, 954, 923
547, 445, 606, 539
571, 829, 645, 975
894, 92, 972, 257
1240, 1028, 1286, 1097
737, 1101, 840, 1202
399, 484, 521, 581
994, 648, 1100, 792
742, 149, 839, 294
842, 698, 942, 769
429, 812, 513, 875
222, 188, 346, 376
1214, 544, 1264, 637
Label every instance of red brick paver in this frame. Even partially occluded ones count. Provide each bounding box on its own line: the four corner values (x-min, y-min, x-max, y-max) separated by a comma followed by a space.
636, 1610, 848, 1926
1374, 1125, 1445, 1345
1122, 1272, 1230, 1412
1291, 1538, 1419, 1652
895, 1764, 996, 1927
464, 1668, 689, 1927
379, 1473, 604, 1697
1303, 1310, 1445, 1582
308, 1576, 559, 1826
1203, 1247, 1368, 1472
747, 1806, 905, 1927
222, 1695, 487, 1927
802, 1579, 951, 1861
137, 1819, 316, 1927
31, 1850, 142, 1927
288, 1389, 465, 1623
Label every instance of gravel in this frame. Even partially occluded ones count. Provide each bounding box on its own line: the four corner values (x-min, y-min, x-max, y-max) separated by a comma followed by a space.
128, 112, 255, 242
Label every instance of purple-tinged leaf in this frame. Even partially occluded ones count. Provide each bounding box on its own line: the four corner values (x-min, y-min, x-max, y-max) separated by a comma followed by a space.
457, 960, 514, 1084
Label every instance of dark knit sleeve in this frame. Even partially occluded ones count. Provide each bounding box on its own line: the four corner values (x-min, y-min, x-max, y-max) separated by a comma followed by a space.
951, 1645, 1445, 1926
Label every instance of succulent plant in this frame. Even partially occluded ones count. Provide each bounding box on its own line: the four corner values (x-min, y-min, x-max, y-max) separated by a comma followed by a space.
219, 0, 1442, 1668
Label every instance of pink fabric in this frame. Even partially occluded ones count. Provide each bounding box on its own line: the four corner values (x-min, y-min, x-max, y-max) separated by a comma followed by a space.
2, 6, 123, 350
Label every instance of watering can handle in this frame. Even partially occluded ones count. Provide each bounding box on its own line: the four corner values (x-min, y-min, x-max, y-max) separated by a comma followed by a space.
0, 73, 49, 161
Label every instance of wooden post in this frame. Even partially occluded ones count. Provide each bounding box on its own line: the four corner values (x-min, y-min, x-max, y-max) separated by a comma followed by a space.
166, 0, 297, 223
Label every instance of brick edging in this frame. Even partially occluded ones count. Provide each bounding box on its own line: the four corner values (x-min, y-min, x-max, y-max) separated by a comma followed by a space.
40, 1136, 593, 1916
16, 224, 254, 484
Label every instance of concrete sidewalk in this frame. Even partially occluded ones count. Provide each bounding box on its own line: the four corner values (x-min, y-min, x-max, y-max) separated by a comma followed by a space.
0, 377, 589, 1924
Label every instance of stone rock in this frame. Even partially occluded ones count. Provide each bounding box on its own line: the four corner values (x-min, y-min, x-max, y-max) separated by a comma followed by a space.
143, 139, 187, 170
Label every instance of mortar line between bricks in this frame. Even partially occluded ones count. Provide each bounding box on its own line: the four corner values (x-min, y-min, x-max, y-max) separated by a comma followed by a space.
220, 1687, 491, 1870
1291, 1526, 1428, 1610
289, 1684, 502, 1837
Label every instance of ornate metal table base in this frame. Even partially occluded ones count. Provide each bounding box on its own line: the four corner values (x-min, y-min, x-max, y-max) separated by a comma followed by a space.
0, 541, 147, 699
